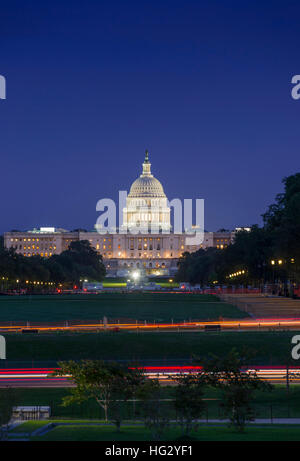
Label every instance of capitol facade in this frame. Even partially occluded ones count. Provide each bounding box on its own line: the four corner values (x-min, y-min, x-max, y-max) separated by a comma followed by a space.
4, 151, 235, 276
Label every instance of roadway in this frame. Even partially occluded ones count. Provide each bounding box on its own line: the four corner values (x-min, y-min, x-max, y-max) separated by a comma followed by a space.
2, 317, 300, 333
0, 365, 299, 387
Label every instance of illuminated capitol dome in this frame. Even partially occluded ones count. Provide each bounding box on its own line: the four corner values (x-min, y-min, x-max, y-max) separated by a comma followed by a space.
4, 149, 235, 277
122, 150, 171, 232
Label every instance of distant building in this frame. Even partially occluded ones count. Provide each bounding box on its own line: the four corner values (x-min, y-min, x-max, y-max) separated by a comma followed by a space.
4, 152, 237, 276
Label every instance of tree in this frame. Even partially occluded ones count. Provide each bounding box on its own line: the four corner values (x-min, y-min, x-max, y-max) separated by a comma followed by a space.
172, 373, 206, 437
176, 174, 300, 288
56, 240, 106, 284
263, 173, 300, 282
109, 365, 145, 431
176, 227, 274, 286
0, 235, 106, 291
52, 360, 144, 428
220, 226, 273, 284
176, 248, 219, 286
137, 379, 171, 441
202, 349, 272, 432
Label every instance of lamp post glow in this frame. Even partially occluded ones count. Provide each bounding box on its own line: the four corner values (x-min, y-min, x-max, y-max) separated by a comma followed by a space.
132, 271, 140, 281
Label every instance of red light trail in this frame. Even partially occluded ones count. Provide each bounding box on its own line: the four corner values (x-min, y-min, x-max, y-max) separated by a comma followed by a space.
0, 365, 299, 387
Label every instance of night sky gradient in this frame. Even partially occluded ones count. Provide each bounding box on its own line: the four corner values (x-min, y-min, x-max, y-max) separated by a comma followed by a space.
0, 0, 299, 233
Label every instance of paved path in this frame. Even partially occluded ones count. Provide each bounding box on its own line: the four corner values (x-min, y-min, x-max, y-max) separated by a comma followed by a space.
201, 418, 300, 425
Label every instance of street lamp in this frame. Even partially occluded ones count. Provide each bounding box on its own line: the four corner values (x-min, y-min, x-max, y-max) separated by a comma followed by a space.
270, 258, 287, 295
132, 271, 140, 281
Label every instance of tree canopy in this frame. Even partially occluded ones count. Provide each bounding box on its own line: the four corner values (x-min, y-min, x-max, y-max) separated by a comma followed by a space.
0, 239, 106, 288
176, 173, 300, 286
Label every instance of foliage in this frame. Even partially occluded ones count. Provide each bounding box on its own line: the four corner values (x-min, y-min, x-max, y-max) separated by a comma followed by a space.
176, 248, 219, 286
49, 240, 106, 284
0, 240, 106, 288
177, 173, 300, 286
172, 373, 206, 436
137, 379, 171, 441
202, 349, 273, 432
52, 360, 145, 428
263, 173, 300, 279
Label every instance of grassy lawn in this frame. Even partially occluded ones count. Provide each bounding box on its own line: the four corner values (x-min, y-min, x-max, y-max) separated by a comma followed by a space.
3, 330, 298, 362
10, 420, 105, 433
102, 282, 127, 287
10, 420, 48, 433
4, 384, 300, 420
0, 293, 247, 322
29, 424, 300, 441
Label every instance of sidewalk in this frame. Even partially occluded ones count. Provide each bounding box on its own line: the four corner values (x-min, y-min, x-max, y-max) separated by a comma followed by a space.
198, 418, 300, 425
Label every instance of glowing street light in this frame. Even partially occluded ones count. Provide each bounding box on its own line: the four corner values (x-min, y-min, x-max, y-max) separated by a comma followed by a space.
132, 271, 140, 281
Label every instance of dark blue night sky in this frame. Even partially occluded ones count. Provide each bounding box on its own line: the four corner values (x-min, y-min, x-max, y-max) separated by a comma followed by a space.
0, 0, 299, 233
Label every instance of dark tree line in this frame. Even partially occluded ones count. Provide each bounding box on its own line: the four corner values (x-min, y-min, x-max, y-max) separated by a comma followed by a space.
0, 239, 106, 288
176, 173, 300, 287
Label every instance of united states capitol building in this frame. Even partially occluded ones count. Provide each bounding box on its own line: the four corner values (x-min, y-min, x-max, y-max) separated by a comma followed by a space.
4, 152, 241, 277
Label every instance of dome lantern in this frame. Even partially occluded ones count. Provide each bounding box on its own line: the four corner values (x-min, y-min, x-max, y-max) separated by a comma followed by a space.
128, 150, 166, 198
142, 149, 152, 177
